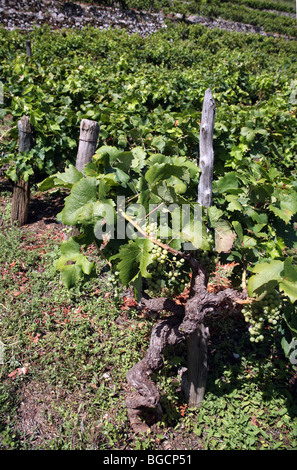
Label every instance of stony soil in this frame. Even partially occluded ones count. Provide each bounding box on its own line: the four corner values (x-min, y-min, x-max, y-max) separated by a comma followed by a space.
1, 0, 167, 36
1, 0, 296, 39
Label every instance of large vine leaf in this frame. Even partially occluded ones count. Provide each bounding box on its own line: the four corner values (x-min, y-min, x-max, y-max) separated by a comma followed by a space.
55, 237, 94, 288
246, 258, 297, 301
279, 258, 297, 303
115, 238, 154, 288
247, 260, 284, 298
38, 164, 82, 191
269, 192, 297, 223
215, 219, 236, 253
59, 176, 98, 226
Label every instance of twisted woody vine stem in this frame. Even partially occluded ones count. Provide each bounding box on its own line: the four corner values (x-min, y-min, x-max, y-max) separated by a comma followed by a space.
125, 256, 246, 433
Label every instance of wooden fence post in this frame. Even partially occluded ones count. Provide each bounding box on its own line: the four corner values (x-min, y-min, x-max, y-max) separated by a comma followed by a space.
26, 40, 32, 58
63, 119, 99, 240
75, 119, 99, 173
11, 116, 33, 226
198, 88, 216, 207
184, 324, 209, 407
183, 89, 216, 407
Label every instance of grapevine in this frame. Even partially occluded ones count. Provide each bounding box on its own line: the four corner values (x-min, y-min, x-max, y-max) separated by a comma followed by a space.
242, 290, 283, 343
144, 222, 190, 296
106, 270, 123, 303
195, 231, 218, 275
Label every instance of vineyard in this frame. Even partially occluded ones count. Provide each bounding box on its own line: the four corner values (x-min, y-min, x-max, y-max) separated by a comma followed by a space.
1, 0, 297, 451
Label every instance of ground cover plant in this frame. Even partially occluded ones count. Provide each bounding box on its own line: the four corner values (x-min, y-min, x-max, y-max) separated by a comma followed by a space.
0, 15, 297, 449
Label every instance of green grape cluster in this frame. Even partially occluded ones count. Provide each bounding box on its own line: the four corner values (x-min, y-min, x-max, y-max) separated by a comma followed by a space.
106, 270, 122, 302
241, 290, 282, 343
195, 232, 218, 274
145, 223, 190, 295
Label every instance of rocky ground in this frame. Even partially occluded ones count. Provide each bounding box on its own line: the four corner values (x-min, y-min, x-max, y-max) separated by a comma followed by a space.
0, 0, 167, 36
0, 0, 295, 39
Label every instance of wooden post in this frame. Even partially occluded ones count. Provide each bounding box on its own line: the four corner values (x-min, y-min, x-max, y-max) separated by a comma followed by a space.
64, 119, 99, 240
11, 116, 33, 226
75, 119, 99, 173
26, 40, 32, 58
183, 324, 210, 407
197, 88, 216, 208
183, 89, 215, 407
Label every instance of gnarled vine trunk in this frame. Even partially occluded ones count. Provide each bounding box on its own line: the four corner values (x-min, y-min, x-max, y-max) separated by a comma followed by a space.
126, 262, 245, 433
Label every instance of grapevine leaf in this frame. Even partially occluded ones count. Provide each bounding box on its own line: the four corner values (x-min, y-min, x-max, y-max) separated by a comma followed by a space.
279, 279, 297, 303
278, 258, 297, 303
214, 172, 239, 193
55, 237, 94, 288
232, 220, 243, 242
38, 164, 82, 191
269, 192, 297, 223
152, 180, 177, 204
116, 238, 154, 286
60, 264, 83, 289
60, 176, 98, 226
145, 163, 190, 186
247, 260, 284, 297
242, 235, 257, 248
131, 147, 146, 172
215, 220, 236, 253
207, 206, 224, 227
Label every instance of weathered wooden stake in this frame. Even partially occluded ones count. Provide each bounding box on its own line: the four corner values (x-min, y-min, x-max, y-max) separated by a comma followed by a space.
183, 324, 210, 407
26, 40, 32, 58
184, 89, 215, 407
197, 88, 216, 207
63, 119, 100, 240
75, 119, 99, 173
11, 116, 33, 226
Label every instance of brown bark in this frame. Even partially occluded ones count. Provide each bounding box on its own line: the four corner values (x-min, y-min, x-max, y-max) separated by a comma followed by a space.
10, 178, 30, 226
126, 264, 246, 433
75, 119, 99, 173
11, 116, 33, 226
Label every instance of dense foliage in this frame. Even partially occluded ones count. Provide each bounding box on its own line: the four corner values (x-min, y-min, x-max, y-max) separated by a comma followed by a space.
1, 19, 297, 368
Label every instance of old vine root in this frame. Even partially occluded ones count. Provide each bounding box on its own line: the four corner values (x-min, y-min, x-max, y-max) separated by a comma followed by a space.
125, 269, 246, 433
126, 313, 185, 433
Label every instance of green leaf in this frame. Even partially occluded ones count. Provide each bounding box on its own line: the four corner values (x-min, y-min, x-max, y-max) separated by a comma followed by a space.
208, 206, 224, 227
226, 195, 243, 212
116, 238, 154, 286
247, 260, 284, 298
279, 279, 297, 303
242, 235, 257, 248
151, 180, 177, 204
38, 165, 82, 191
55, 237, 94, 288
131, 147, 146, 172
151, 136, 166, 151
232, 220, 243, 242
60, 264, 83, 289
269, 191, 297, 223
145, 163, 190, 187
279, 258, 297, 303
215, 220, 236, 253
60, 176, 98, 226
215, 172, 239, 193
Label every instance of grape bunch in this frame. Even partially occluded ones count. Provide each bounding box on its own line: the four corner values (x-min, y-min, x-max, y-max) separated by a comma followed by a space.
241, 290, 283, 342
145, 223, 190, 295
106, 270, 122, 302
195, 231, 218, 274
